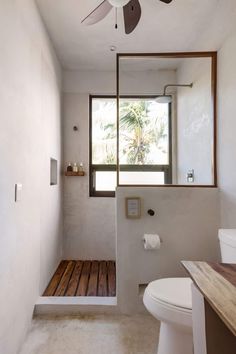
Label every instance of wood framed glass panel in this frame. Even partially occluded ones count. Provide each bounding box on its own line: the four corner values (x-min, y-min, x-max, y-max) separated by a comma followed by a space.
116, 52, 217, 187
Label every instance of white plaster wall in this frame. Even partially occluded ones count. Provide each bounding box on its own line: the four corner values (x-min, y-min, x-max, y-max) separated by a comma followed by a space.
0, 1, 62, 353
63, 69, 176, 95
64, 71, 116, 95
63, 93, 116, 259
187, 1, 236, 225
63, 71, 116, 260
176, 58, 213, 185
218, 32, 236, 226
63, 70, 176, 259
116, 187, 220, 314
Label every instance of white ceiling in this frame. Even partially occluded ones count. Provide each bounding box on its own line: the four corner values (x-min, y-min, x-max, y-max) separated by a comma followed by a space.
36, 0, 235, 71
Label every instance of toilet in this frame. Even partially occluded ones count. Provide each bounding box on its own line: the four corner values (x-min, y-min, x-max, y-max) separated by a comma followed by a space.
143, 229, 236, 354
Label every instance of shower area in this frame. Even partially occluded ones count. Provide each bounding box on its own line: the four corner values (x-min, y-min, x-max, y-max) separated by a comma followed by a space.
39, 82, 117, 308
38, 52, 217, 314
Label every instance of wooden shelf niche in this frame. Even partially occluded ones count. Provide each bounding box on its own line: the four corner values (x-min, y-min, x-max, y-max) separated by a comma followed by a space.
65, 171, 85, 177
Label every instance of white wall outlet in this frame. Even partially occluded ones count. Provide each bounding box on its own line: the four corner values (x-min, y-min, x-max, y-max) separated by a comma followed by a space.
15, 183, 23, 202
187, 169, 194, 183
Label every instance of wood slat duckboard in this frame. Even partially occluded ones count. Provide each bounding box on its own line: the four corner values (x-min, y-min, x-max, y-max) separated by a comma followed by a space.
43, 260, 116, 297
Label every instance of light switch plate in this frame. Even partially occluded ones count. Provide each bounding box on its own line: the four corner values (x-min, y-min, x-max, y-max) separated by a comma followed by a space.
15, 183, 22, 202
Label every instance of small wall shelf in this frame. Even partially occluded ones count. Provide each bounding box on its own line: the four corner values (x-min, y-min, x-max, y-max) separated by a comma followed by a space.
65, 171, 85, 177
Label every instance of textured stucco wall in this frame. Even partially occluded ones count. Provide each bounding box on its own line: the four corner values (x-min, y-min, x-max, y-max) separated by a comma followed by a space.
0, 1, 62, 353
176, 58, 213, 185
63, 93, 116, 260
218, 32, 236, 227
116, 187, 220, 314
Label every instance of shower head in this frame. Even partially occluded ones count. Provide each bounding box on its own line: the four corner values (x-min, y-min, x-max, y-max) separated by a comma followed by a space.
156, 83, 193, 104
155, 95, 172, 104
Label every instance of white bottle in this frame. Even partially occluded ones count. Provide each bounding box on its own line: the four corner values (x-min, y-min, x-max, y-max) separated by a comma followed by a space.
73, 163, 78, 173
79, 162, 84, 173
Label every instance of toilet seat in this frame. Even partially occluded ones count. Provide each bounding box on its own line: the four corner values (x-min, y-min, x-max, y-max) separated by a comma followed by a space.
143, 277, 193, 331
146, 277, 192, 310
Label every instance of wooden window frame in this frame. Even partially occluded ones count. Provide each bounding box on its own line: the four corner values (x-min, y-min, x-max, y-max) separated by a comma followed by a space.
89, 95, 172, 197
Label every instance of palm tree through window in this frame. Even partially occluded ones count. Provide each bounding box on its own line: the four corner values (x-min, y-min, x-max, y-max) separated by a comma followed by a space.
89, 96, 172, 197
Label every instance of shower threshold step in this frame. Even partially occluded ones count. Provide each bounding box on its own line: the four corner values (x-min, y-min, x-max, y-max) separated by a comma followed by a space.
43, 260, 116, 297
35, 295, 118, 316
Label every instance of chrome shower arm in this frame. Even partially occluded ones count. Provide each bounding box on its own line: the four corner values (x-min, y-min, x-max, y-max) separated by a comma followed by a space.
163, 83, 193, 96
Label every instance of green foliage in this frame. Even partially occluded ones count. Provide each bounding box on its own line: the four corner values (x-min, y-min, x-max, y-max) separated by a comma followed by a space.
94, 99, 168, 165
119, 100, 167, 164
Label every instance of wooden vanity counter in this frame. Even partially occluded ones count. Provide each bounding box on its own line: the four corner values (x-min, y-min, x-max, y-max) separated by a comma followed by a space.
182, 261, 236, 336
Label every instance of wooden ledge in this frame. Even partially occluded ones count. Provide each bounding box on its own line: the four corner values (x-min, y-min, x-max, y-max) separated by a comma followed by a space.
65, 171, 85, 176
182, 261, 236, 336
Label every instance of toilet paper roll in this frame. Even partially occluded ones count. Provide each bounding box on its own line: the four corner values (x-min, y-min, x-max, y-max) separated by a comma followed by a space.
143, 234, 161, 250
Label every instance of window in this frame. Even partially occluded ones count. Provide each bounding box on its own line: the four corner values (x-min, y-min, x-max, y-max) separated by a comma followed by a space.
89, 96, 172, 197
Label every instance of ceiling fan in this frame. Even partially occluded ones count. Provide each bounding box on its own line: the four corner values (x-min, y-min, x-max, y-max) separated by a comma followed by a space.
81, 0, 173, 35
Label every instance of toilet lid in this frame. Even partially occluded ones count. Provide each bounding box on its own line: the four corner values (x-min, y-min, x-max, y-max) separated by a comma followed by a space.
146, 277, 192, 310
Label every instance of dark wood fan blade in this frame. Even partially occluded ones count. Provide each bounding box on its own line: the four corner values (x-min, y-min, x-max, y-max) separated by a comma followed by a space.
159, 0, 173, 3
81, 1, 113, 25
123, 0, 141, 34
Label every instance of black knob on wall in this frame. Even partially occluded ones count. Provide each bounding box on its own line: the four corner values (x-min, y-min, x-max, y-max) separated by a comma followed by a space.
147, 209, 155, 216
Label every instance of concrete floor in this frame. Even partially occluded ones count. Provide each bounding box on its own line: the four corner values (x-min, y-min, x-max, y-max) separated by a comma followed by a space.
19, 314, 159, 354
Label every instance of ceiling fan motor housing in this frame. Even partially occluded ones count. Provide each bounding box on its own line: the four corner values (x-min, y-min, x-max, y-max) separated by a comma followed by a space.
108, 0, 130, 7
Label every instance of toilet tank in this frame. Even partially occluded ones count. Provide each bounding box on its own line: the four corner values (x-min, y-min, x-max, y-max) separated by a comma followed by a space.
218, 229, 236, 263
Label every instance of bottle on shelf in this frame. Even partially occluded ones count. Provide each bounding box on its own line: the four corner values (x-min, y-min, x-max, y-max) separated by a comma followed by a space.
79, 162, 84, 173
73, 163, 78, 173
67, 163, 73, 172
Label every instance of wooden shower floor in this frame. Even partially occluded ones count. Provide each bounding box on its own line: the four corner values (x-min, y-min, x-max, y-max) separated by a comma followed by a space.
43, 260, 116, 297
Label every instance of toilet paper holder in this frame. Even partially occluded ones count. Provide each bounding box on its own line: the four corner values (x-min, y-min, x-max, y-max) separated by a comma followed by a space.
142, 236, 163, 244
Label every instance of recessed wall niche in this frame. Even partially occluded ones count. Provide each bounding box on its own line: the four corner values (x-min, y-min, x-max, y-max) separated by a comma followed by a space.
50, 158, 58, 186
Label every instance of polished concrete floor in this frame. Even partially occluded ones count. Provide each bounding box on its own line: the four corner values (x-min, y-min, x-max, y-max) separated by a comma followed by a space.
19, 314, 159, 354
